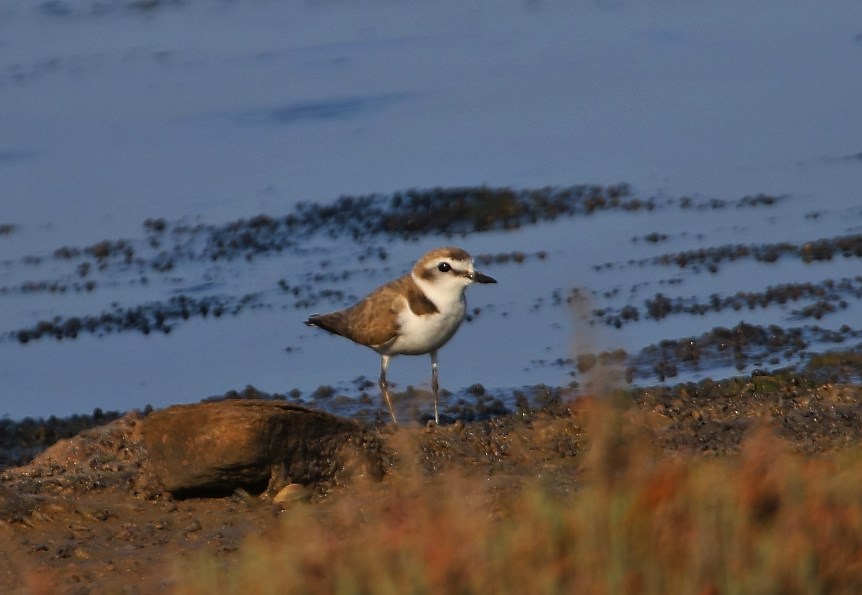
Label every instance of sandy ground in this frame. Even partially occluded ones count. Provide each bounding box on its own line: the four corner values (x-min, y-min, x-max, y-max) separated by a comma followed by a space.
2, 368, 862, 594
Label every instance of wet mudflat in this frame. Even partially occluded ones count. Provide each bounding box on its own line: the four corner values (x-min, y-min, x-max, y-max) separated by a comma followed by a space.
4, 183, 862, 419
3, 0, 862, 420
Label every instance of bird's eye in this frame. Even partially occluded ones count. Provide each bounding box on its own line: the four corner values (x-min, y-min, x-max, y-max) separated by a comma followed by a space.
437, 262, 451, 273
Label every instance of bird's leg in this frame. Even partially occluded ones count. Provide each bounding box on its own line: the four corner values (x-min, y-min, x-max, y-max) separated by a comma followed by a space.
430, 350, 439, 424
379, 354, 397, 424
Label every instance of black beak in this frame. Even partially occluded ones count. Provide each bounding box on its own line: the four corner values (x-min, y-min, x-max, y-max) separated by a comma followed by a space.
470, 269, 497, 284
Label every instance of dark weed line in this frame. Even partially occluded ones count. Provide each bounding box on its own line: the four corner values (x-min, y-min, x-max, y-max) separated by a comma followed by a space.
597, 233, 862, 273
574, 321, 862, 383
11, 293, 259, 345
39, 184, 778, 272
591, 277, 862, 328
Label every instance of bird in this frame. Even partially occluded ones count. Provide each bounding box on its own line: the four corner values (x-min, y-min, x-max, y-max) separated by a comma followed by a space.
305, 246, 497, 424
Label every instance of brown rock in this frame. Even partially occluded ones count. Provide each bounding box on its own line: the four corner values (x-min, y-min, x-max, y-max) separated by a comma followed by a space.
141, 400, 368, 496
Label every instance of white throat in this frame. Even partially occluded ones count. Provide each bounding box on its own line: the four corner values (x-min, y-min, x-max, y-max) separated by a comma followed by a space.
412, 271, 468, 312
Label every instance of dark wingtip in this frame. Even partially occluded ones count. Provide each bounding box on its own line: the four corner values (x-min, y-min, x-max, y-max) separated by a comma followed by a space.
304, 312, 348, 337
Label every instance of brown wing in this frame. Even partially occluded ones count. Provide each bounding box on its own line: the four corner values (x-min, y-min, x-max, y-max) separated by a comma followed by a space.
306, 275, 416, 348
340, 276, 409, 347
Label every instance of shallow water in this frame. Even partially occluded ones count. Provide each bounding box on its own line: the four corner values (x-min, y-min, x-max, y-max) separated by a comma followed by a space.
1, 0, 861, 419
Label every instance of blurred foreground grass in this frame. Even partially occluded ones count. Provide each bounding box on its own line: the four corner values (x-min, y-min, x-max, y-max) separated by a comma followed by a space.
175, 399, 862, 594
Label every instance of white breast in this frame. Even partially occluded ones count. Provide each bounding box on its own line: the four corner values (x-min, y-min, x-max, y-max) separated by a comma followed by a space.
386, 295, 466, 355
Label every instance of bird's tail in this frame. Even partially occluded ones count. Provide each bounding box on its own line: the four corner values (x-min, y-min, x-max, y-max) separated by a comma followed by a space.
305, 312, 350, 338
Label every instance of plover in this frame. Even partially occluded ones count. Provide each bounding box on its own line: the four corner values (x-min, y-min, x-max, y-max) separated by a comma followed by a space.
305, 246, 496, 423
